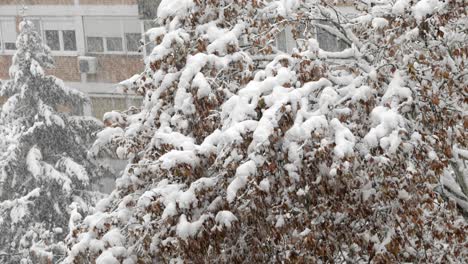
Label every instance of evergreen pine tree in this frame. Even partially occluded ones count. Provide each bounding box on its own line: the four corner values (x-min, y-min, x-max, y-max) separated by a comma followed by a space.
0, 19, 107, 263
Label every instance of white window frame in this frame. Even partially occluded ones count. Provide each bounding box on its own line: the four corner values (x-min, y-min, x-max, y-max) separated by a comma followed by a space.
0, 17, 18, 55
84, 16, 142, 55
29, 16, 79, 56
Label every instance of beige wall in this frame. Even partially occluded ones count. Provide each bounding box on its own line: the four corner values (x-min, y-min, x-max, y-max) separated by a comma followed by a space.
0, 94, 138, 120
91, 96, 141, 120
47, 56, 82, 82
0, 54, 144, 84
87, 54, 144, 83
0, 56, 12, 80
0, 53, 144, 119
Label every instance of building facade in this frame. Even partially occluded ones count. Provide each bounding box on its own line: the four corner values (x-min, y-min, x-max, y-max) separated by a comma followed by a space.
0, 0, 151, 119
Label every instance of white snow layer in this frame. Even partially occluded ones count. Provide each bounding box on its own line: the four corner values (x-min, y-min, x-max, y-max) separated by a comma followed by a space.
157, 0, 195, 19
412, 0, 444, 21
227, 160, 257, 202
392, 0, 410, 15
215, 210, 238, 229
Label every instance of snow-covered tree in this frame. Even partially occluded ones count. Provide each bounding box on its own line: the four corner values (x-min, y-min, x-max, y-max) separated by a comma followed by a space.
0, 20, 107, 263
66, 0, 467, 263
347, 0, 468, 216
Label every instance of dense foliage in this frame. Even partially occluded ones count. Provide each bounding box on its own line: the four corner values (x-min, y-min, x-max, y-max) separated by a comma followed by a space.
63, 0, 467, 263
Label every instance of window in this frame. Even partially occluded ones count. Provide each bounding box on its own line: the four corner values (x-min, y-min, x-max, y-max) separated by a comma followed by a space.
107, 37, 123, 52
0, 19, 17, 52
28, 18, 78, 53
315, 21, 348, 52
87, 37, 104, 53
275, 26, 296, 53
84, 17, 142, 54
276, 29, 288, 52
126, 33, 141, 52
45, 30, 60, 51
63, 30, 77, 51
1, 18, 76, 54
44, 29, 77, 52
4, 43, 16, 50
274, 22, 349, 54
123, 19, 141, 53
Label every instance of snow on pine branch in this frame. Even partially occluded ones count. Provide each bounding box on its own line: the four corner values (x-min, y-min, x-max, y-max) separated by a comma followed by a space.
0, 18, 108, 263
